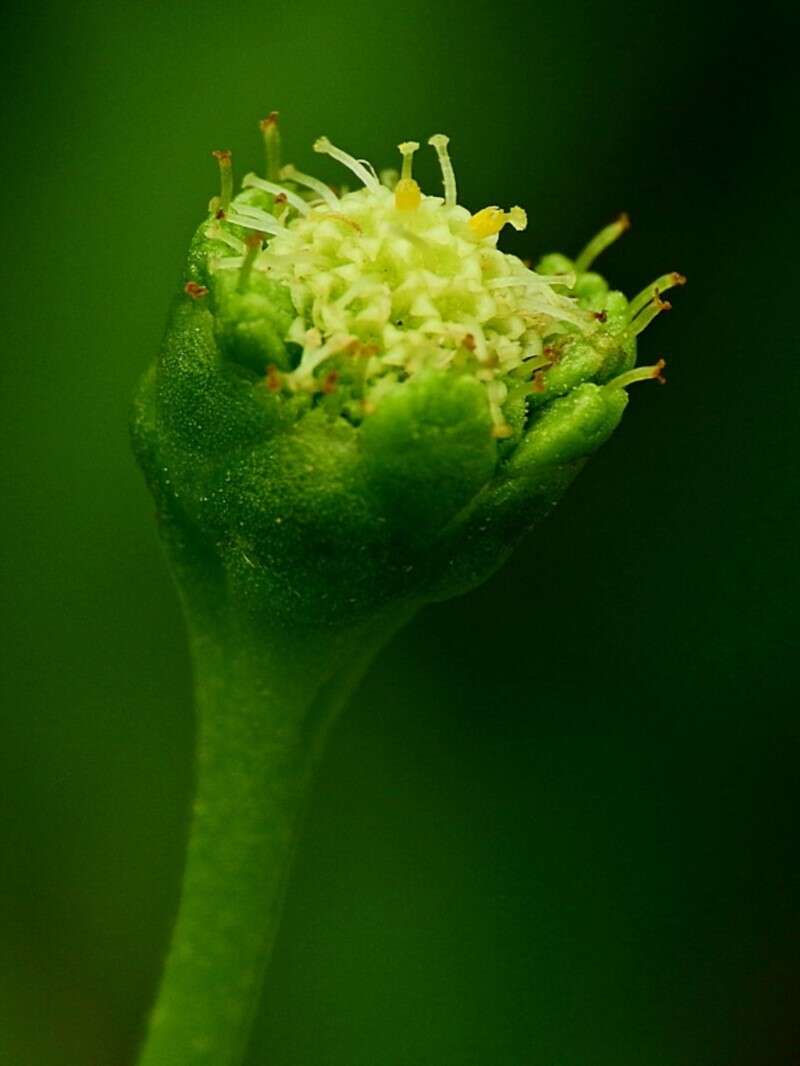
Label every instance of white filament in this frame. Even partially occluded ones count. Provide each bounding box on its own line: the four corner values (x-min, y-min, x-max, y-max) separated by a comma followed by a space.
241, 173, 311, 214
313, 137, 380, 191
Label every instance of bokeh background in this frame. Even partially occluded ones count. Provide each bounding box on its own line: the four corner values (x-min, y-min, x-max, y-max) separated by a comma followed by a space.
2, 1, 798, 1063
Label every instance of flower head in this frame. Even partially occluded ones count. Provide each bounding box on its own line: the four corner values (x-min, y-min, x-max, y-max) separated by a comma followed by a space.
133, 115, 683, 629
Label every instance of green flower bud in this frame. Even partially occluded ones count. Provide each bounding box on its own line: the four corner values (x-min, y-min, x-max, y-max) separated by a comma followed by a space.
133, 120, 683, 629
131, 116, 686, 1066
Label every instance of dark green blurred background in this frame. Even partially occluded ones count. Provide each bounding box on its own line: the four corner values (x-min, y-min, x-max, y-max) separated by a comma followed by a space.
2, 1, 798, 1063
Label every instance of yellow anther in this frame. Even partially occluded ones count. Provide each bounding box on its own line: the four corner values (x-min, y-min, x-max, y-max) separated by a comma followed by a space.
469, 205, 528, 239
394, 141, 422, 210
469, 206, 505, 238
395, 178, 422, 211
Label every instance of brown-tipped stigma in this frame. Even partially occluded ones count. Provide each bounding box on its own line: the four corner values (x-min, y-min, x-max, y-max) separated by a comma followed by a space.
629, 289, 672, 336
260, 111, 281, 181
574, 213, 630, 274
628, 272, 686, 320
184, 281, 209, 300
606, 358, 667, 391
212, 149, 233, 212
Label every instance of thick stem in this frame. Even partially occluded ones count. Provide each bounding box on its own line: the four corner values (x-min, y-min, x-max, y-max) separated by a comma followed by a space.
135, 614, 404, 1066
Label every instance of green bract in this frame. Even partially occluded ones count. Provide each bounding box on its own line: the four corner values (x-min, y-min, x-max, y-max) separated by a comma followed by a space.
133, 125, 682, 630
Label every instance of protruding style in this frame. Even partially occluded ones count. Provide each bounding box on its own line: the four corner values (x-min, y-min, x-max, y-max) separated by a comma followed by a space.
211, 150, 233, 213
427, 134, 457, 206
260, 111, 281, 182
394, 141, 421, 211
313, 136, 380, 190
574, 212, 630, 273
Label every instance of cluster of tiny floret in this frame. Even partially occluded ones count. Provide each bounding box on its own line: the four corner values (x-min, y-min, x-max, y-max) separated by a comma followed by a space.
199, 127, 681, 434
205, 135, 603, 435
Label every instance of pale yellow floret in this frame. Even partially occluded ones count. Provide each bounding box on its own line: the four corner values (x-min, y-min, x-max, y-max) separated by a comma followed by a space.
395, 179, 421, 211
394, 141, 422, 211
469, 205, 528, 239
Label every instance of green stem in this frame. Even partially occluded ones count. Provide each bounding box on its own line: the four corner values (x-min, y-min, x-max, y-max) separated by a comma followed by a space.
135, 611, 408, 1066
